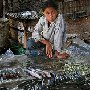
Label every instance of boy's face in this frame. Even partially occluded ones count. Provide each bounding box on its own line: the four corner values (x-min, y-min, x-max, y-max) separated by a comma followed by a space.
43, 7, 58, 23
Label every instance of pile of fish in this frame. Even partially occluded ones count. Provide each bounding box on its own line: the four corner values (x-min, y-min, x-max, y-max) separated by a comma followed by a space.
0, 37, 90, 89
0, 68, 22, 82
14, 66, 90, 90
0, 61, 90, 90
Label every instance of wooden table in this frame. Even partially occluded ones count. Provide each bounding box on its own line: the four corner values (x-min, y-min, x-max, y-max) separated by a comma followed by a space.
7, 12, 38, 48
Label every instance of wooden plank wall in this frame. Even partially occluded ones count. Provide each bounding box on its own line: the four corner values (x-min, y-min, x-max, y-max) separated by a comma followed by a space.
0, 0, 3, 18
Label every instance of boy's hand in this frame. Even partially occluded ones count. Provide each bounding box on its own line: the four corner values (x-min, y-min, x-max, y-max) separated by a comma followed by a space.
46, 42, 52, 58
40, 39, 52, 58
55, 51, 69, 59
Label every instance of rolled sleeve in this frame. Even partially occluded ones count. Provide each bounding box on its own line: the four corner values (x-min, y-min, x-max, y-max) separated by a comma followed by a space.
32, 31, 41, 42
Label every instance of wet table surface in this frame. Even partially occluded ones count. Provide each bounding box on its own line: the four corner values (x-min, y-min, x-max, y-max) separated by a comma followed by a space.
0, 43, 90, 90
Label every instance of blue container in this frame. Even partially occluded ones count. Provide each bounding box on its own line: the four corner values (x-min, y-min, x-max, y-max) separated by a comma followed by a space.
30, 50, 43, 56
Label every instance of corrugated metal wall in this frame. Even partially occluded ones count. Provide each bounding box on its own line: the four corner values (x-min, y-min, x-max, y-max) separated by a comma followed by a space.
58, 0, 90, 19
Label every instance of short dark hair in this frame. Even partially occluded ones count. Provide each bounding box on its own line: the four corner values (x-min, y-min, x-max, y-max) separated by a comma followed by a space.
41, 0, 58, 12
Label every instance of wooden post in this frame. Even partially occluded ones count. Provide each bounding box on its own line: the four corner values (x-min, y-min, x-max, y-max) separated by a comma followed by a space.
9, 18, 18, 41
23, 21, 28, 48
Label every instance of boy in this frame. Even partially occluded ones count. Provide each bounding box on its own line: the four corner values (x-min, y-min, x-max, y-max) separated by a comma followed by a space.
28, 0, 69, 59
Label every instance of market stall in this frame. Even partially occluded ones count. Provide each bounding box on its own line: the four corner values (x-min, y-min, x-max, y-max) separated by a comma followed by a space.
0, 37, 90, 90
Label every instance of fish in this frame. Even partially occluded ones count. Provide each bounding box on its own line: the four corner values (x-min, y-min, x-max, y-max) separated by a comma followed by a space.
24, 69, 42, 79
